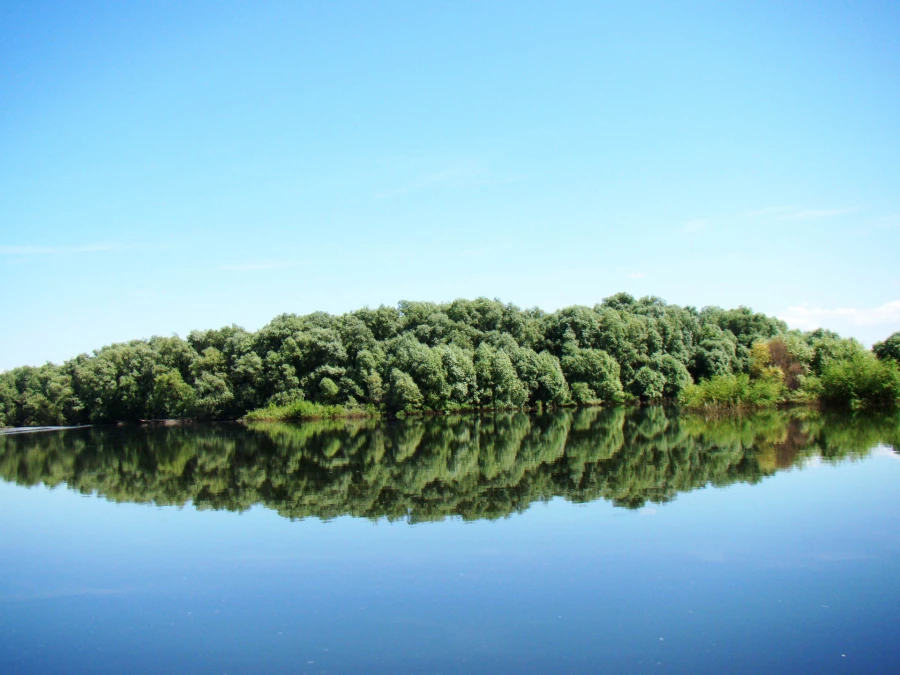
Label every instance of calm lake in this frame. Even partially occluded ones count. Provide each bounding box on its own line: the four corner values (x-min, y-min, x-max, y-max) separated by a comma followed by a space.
1, 407, 899, 674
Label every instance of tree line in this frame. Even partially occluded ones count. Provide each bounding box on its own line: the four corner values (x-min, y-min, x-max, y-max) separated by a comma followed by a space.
1, 406, 895, 521
1, 294, 898, 427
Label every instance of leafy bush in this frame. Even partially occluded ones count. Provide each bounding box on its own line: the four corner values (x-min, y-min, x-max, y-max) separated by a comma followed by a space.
679, 370, 784, 409
818, 353, 900, 410
388, 368, 424, 412
874, 332, 900, 363
561, 346, 624, 403
243, 399, 374, 422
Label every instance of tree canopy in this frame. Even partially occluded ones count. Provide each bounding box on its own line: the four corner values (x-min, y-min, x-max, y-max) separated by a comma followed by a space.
0, 294, 889, 427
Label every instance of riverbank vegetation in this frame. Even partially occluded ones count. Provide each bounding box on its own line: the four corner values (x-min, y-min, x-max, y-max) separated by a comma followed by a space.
1, 295, 898, 426
679, 332, 900, 410
243, 400, 378, 422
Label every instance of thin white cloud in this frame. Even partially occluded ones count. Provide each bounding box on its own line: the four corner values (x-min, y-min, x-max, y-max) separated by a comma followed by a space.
681, 219, 708, 233
219, 261, 297, 272
628, 272, 645, 279
745, 206, 857, 221
0, 243, 125, 255
779, 300, 900, 331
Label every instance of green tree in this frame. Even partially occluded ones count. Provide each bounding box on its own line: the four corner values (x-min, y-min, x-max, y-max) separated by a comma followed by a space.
388, 368, 424, 412
474, 343, 527, 408
819, 353, 900, 409
192, 371, 234, 418
4, 294, 892, 425
149, 370, 196, 418
874, 332, 900, 363
561, 347, 623, 403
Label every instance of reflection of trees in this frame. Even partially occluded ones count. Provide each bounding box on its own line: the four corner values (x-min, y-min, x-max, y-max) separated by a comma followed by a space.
1, 407, 896, 522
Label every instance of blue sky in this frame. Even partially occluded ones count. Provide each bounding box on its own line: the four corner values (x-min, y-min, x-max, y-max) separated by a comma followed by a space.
2, 0, 899, 370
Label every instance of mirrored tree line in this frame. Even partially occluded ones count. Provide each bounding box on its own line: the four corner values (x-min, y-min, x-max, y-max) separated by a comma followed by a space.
2, 407, 896, 521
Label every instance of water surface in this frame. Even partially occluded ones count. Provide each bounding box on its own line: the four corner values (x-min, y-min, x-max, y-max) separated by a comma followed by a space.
1, 407, 898, 673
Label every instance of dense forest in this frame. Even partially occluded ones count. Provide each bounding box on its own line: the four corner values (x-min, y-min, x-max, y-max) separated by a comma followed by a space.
2, 294, 899, 427
1, 407, 895, 520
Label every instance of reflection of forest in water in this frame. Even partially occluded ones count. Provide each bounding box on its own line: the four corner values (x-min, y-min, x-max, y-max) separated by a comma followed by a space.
1, 407, 898, 522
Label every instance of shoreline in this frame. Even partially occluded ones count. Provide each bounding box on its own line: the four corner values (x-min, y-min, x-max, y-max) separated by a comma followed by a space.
0, 425, 93, 436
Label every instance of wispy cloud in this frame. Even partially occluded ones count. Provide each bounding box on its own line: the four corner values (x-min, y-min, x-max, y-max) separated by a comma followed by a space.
0, 243, 125, 255
681, 219, 709, 233
219, 261, 297, 272
779, 300, 900, 331
628, 272, 645, 279
745, 206, 857, 221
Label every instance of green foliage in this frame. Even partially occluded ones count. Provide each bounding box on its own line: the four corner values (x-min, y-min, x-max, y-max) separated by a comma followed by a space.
690, 324, 738, 380
680, 327, 899, 411
243, 399, 372, 422
2, 294, 895, 427
655, 354, 693, 398
570, 382, 595, 404
749, 341, 772, 377
387, 334, 448, 408
192, 371, 234, 418
874, 331, 900, 363
0, 365, 80, 426
560, 346, 624, 403
388, 368, 424, 412
806, 329, 866, 376
818, 353, 900, 410
529, 351, 570, 405
679, 371, 784, 409
149, 370, 195, 418
628, 366, 666, 400
474, 343, 527, 408
436, 344, 477, 406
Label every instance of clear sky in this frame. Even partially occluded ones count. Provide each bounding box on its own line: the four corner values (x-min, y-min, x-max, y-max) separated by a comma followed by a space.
2, 0, 899, 370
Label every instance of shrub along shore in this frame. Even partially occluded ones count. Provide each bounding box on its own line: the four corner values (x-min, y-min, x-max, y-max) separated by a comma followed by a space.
2, 295, 899, 427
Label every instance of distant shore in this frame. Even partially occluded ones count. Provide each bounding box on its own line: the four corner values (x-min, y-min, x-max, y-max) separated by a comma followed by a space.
2, 296, 898, 428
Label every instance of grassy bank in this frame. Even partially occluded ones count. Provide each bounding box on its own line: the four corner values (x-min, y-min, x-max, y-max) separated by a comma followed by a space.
242, 400, 576, 422
243, 400, 379, 422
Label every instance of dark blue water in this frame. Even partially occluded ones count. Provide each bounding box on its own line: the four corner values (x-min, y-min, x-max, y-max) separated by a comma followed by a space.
1, 408, 898, 673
